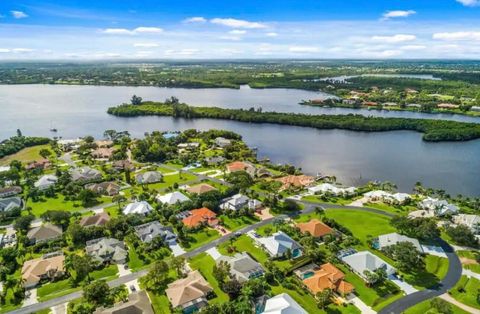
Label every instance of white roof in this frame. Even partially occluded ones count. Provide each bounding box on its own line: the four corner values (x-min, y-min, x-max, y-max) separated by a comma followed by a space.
364, 190, 411, 204
219, 194, 250, 210
419, 197, 459, 216
377, 233, 423, 252
341, 251, 395, 277
156, 191, 190, 205
257, 231, 302, 257
308, 183, 356, 195
0, 166, 11, 173
34, 175, 58, 189
262, 293, 307, 314
123, 201, 153, 215
453, 214, 480, 229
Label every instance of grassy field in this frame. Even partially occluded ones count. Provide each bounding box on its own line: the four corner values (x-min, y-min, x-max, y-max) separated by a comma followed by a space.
450, 275, 480, 309
404, 298, 470, 314
218, 215, 259, 231
301, 195, 354, 205
402, 255, 449, 289
128, 245, 147, 271
189, 253, 229, 304
182, 228, 221, 251
363, 202, 414, 215
0, 144, 50, 166
457, 250, 480, 274
146, 172, 198, 191
147, 291, 172, 314
26, 194, 112, 217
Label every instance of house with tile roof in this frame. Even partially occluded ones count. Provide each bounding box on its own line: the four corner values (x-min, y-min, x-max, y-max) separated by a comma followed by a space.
182, 207, 218, 228
92, 147, 114, 159
226, 161, 257, 177
27, 224, 63, 244
94, 291, 154, 314
22, 252, 65, 288
86, 237, 127, 264
256, 231, 303, 258
299, 263, 354, 296
86, 181, 120, 196
186, 183, 217, 195
156, 191, 191, 205
165, 270, 213, 311
296, 219, 334, 239
80, 212, 110, 228
275, 175, 315, 190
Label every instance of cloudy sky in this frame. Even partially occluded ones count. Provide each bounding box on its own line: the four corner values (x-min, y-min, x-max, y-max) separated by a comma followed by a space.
1, 0, 480, 60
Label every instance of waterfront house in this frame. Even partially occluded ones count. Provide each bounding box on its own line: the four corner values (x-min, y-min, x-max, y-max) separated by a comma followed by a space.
135, 171, 163, 184
34, 174, 58, 190
80, 212, 110, 228
70, 166, 102, 183
134, 221, 177, 244
94, 291, 154, 314
95, 140, 113, 148
275, 175, 315, 190
86, 237, 127, 264
123, 201, 153, 215
375, 232, 423, 252
452, 214, 480, 234
57, 139, 82, 151
261, 293, 307, 314
186, 183, 217, 195
27, 224, 62, 244
226, 161, 257, 177
217, 252, 264, 283
22, 252, 65, 288
156, 191, 190, 205
418, 197, 459, 216
165, 270, 213, 312
341, 251, 395, 282
257, 231, 303, 258
471, 106, 480, 112
437, 103, 459, 109
0, 186, 22, 198
364, 190, 411, 205
308, 183, 356, 196
182, 207, 218, 228
214, 137, 232, 148
296, 219, 334, 239
177, 142, 200, 150
0, 197, 23, 212
92, 147, 114, 159
299, 263, 354, 296
406, 103, 422, 109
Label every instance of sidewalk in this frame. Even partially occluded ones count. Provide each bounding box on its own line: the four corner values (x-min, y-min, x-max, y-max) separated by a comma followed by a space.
440, 293, 480, 314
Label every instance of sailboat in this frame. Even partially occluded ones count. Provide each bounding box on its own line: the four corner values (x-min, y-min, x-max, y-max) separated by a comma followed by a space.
49, 121, 58, 132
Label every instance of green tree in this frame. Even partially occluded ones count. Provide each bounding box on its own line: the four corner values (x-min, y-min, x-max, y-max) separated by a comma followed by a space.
384, 242, 425, 271
13, 215, 35, 233
316, 288, 333, 309
131, 95, 143, 105
141, 261, 170, 291
429, 298, 453, 314
83, 280, 110, 306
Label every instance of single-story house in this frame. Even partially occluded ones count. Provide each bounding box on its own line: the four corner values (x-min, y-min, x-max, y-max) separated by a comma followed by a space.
95, 140, 113, 148
226, 161, 257, 177
57, 139, 82, 151
91, 147, 114, 159
217, 252, 264, 283
376, 232, 423, 252
471, 106, 480, 112
123, 201, 153, 215
308, 183, 356, 196
112, 160, 135, 171
437, 103, 459, 109
383, 102, 398, 107
165, 270, 213, 312
0, 186, 22, 198
296, 219, 334, 239
22, 252, 65, 288
341, 251, 395, 282
27, 224, 63, 244
70, 167, 102, 183
186, 183, 217, 195
34, 174, 58, 190
86, 237, 127, 264
275, 175, 315, 190
261, 293, 307, 314
135, 171, 163, 184
406, 103, 422, 108
134, 221, 177, 244
94, 291, 154, 314
80, 212, 110, 228
364, 190, 411, 205
182, 207, 218, 228
219, 194, 261, 211
177, 142, 200, 150
418, 197, 459, 216
301, 263, 354, 296
0, 197, 23, 212
452, 214, 480, 234
257, 231, 303, 258
156, 191, 190, 205
215, 137, 232, 148
86, 181, 120, 196
205, 156, 226, 166
26, 159, 51, 171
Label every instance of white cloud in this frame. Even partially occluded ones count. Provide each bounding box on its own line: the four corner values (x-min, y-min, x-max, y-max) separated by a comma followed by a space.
0, 48, 11, 53
164, 48, 200, 56
133, 43, 159, 48
265, 32, 278, 37
400, 45, 426, 50
382, 10, 416, 20
134, 50, 154, 57
288, 46, 320, 53
184, 17, 207, 23
11, 11, 28, 19
102, 27, 163, 35
433, 31, 480, 41
229, 29, 246, 35
377, 50, 403, 57
210, 18, 267, 29
456, 0, 480, 7
12, 48, 34, 53
219, 35, 242, 41
371, 34, 416, 43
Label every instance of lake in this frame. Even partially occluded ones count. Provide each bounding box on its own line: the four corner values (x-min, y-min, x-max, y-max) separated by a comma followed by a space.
1, 84, 479, 196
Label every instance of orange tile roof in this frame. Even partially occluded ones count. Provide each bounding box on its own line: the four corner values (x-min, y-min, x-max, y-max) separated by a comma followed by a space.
186, 183, 216, 194
296, 219, 334, 238
275, 175, 314, 190
303, 263, 354, 295
227, 161, 250, 172
182, 207, 218, 228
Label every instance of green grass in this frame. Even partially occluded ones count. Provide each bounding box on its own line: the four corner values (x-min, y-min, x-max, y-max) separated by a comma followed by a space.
363, 202, 413, 215
450, 275, 480, 309
128, 245, 147, 271
404, 298, 471, 314
218, 235, 269, 264
457, 250, 480, 274
189, 253, 229, 304
90, 264, 119, 281
0, 288, 22, 313
26, 194, 111, 217
218, 215, 259, 231
0, 144, 51, 166
182, 228, 221, 251
402, 255, 449, 289
147, 291, 172, 314
146, 172, 198, 191
324, 209, 395, 247
301, 195, 353, 205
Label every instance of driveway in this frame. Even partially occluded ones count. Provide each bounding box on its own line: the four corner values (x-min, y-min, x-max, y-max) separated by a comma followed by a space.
117, 264, 131, 277
421, 245, 447, 258
348, 295, 375, 314
51, 303, 67, 314
206, 247, 222, 261
22, 288, 37, 307
388, 274, 418, 295
168, 241, 186, 257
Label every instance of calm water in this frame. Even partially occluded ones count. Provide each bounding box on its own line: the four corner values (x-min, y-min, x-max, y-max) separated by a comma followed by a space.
317, 73, 442, 83
1, 84, 479, 196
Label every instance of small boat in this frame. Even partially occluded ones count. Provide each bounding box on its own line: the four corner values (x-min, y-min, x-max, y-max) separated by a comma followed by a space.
50, 128, 58, 132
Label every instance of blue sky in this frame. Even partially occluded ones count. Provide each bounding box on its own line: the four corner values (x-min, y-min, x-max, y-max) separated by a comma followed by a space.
1, 0, 480, 59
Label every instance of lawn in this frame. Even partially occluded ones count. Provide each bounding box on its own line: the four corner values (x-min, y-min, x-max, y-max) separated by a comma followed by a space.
457, 250, 480, 274
363, 202, 413, 215
26, 194, 112, 217
404, 298, 470, 314
146, 172, 198, 191
147, 291, 172, 314
182, 228, 221, 251
218, 235, 269, 264
450, 275, 480, 309
324, 209, 395, 247
301, 195, 354, 206
189, 253, 229, 304
128, 245, 147, 271
0, 288, 22, 313
0, 144, 51, 166
402, 255, 449, 289
218, 215, 259, 231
